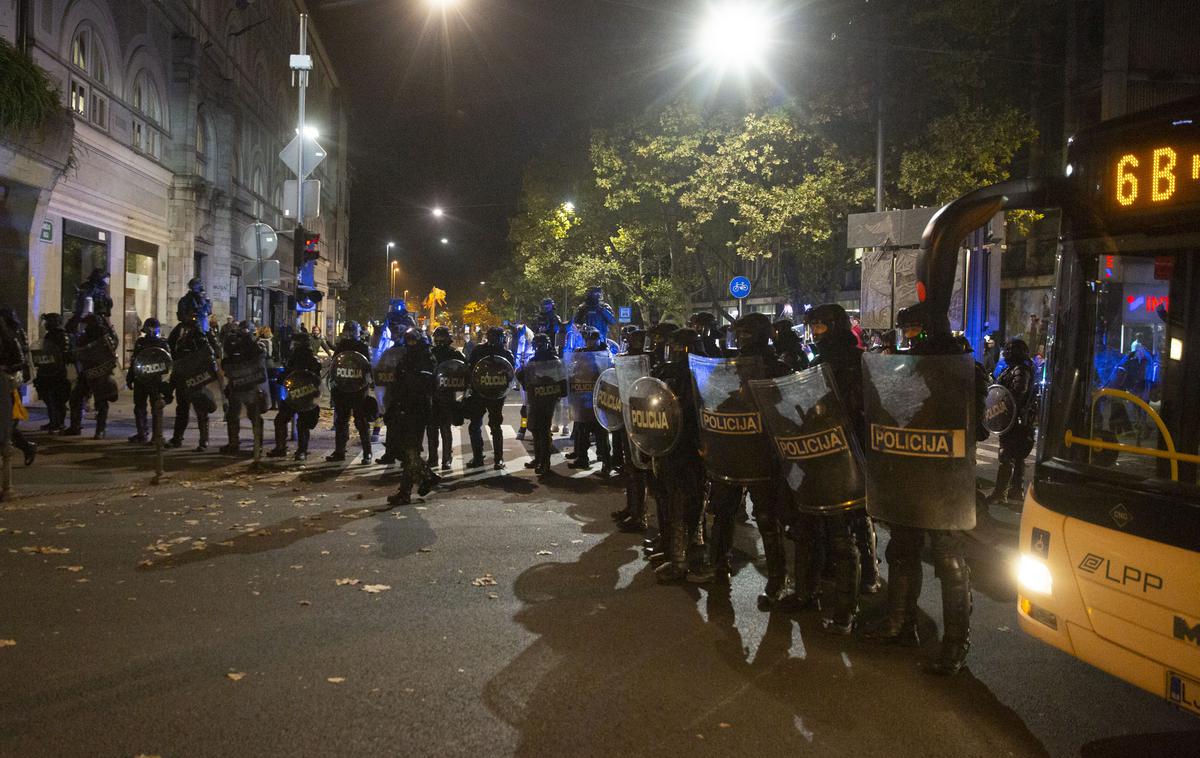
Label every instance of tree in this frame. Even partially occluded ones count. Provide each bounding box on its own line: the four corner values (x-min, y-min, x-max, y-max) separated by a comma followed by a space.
461, 300, 500, 329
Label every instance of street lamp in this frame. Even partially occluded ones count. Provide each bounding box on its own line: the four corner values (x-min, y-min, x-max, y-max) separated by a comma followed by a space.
428, 0, 458, 8
694, 2, 772, 73
440, 238, 449, 245
385, 241, 396, 298
432, 207, 445, 218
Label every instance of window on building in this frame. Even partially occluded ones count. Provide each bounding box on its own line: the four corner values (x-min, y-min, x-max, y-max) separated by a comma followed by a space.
69, 25, 109, 130
194, 251, 206, 281
251, 167, 265, 219
130, 71, 163, 159
230, 266, 242, 320
196, 112, 209, 178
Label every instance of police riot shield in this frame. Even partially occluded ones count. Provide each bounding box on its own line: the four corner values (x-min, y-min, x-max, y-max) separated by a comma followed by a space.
131, 347, 172, 390
172, 347, 222, 414
283, 369, 321, 413
983, 383, 1018, 435
74, 338, 117, 382
374, 345, 404, 410
614, 354, 652, 470
223, 352, 268, 408
593, 368, 623, 432
688, 354, 773, 484
523, 358, 568, 403
747, 365, 866, 515
436, 359, 470, 397
568, 350, 613, 423
861, 351, 977, 531
330, 350, 370, 395
470, 355, 515, 401
625, 376, 682, 458
0, 372, 13, 447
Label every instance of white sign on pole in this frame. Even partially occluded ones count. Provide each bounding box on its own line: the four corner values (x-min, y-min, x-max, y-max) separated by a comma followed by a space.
240, 223, 278, 259
279, 134, 326, 179
282, 179, 322, 220
244, 259, 281, 288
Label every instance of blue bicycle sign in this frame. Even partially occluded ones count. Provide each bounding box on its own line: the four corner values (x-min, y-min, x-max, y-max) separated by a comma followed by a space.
729, 276, 752, 299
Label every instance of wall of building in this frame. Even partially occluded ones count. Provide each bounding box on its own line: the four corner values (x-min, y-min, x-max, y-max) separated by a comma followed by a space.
0, 0, 349, 358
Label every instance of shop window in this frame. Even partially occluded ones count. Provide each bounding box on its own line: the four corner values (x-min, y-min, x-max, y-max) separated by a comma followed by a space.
61, 220, 110, 315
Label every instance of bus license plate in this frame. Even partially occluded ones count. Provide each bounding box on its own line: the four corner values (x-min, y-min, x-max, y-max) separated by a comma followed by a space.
1167, 670, 1200, 717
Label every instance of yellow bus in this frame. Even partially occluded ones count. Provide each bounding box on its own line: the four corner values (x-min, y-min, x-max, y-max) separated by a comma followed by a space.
922, 97, 1200, 717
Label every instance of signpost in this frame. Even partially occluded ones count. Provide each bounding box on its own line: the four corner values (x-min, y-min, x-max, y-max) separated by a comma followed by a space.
618, 306, 632, 323
729, 276, 752, 317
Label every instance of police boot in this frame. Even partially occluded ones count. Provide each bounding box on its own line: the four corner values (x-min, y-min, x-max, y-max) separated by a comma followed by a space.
388, 478, 413, 506
986, 462, 1013, 505
360, 441, 373, 465
195, 418, 209, 452
756, 526, 791, 611
326, 426, 349, 462
295, 427, 310, 461
778, 533, 821, 612
863, 557, 922, 646
1005, 470, 1026, 506
168, 410, 187, 448
220, 416, 241, 454
855, 514, 883, 594
129, 406, 149, 444
655, 516, 690, 583
93, 405, 108, 439
822, 533, 862, 636
929, 559, 972, 675
491, 429, 505, 470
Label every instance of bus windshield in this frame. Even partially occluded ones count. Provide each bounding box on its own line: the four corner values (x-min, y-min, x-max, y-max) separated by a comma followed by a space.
1042, 241, 1200, 497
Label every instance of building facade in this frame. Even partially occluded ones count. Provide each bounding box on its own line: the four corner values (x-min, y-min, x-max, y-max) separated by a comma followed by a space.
0, 0, 349, 362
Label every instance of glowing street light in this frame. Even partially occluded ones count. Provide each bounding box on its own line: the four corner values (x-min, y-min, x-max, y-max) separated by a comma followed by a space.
563, 201, 576, 213
428, 0, 459, 9
695, 2, 773, 73
440, 237, 450, 245
432, 207, 445, 218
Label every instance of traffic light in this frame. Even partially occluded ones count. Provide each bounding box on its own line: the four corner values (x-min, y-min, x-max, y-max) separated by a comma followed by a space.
292, 225, 321, 269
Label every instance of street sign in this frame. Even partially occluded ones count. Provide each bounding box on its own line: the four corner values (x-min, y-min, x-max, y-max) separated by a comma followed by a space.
279, 134, 326, 179
283, 179, 321, 220
240, 222, 278, 259
729, 276, 752, 299
619, 306, 632, 323
244, 259, 281, 288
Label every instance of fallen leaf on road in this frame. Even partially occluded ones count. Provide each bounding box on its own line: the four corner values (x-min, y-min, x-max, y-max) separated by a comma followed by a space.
237, 499, 256, 507
334, 578, 360, 586
299, 600, 312, 606
21, 546, 70, 555
137, 560, 153, 568
289, 565, 304, 570
130, 492, 149, 498
361, 584, 391, 594
326, 677, 345, 684
184, 520, 199, 526
718, 723, 732, 729
0, 640, 15, 648
487, 593, 499, 600
536, 550, 553, 556
226, 672, 246, 681
57, 565, 84, 572
471, 575, 497, 587
418, 547, 433, 553
320, 550, 331, 556
134, 754, 162, 758
571, 540, 583, 544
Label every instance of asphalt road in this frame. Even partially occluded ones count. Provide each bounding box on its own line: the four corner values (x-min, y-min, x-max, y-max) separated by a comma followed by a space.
0, 403, 1197, 757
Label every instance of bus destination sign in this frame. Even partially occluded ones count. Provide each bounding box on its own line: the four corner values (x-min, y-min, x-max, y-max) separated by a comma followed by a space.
1109, 143, 1200, 213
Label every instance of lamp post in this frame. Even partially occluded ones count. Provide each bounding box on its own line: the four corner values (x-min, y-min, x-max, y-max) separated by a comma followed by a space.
385, 241, 396, 299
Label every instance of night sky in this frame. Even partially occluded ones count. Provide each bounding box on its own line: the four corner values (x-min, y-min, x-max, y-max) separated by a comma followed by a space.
312, 0, 816, 309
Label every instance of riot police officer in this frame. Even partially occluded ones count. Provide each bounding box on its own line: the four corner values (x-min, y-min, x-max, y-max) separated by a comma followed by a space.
166, 317, 221, 451
689, 312, 722, 358
465, 326, 515, 470
534, 298, 568, 354
427, 326, 465, 471
34, 313, 71, 433
611, 328, 650, 530
787, 304, 874, 632
327, 321, 375, 464
220, 322, 268, 455
573, 287, 616, 343
62, 313, 119, 439
269, 332, 323, 461
386, 329, 440, 505
773, 319, 810, 372
125, 318, 172, 444
703, 313, 792, 607
650, 328, 705, 583
864, 303, 982, 675
517, 334, 562, 476
176, 277, 213, 331
72, 268, 113, 320
568, 326, 612, 472
987, 338, 1035, 505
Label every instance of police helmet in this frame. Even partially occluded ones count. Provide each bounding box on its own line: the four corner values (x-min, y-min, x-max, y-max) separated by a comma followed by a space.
688, 312, 717, 334
664, 328, 700, 363
647, 322, 679, 352
41, 312, 63, 329
1002, 338, 1029, 363
433, 326, 452, 347
580, 325, 601, 343
342, 321, 363, 340
532, 333, 552, 352
732, 313, 772, 353
187, 277, 204, 293
486, 326, 507, 346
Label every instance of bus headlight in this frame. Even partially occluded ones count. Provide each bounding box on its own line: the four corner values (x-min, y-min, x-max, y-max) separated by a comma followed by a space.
1017, 554, 1053, 595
